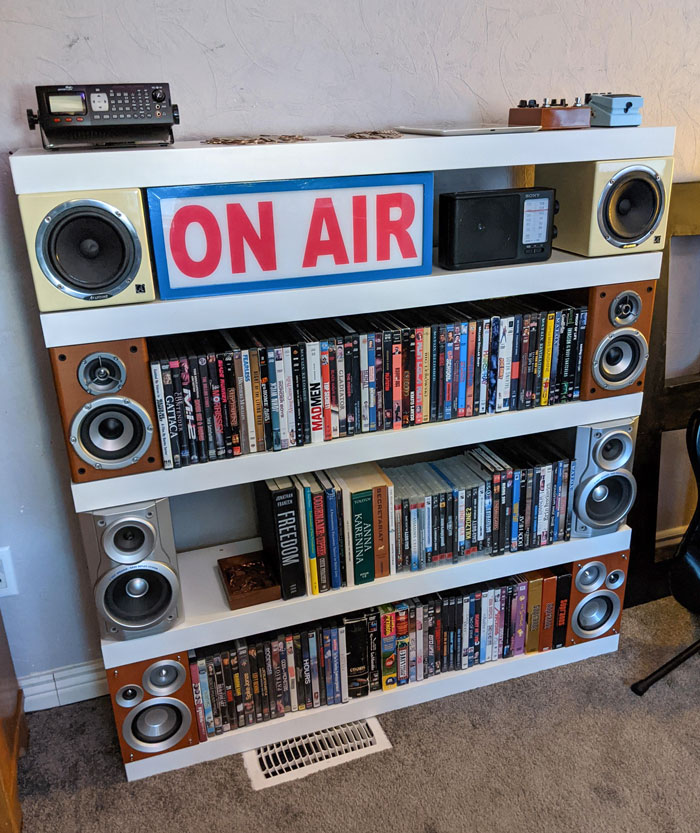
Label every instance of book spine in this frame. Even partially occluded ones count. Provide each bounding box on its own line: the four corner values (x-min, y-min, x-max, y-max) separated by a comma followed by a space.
336, 339, 347, 437
374, 332, 384, 431
352, 490, 375, 584
338, 625, 349, 702
510, 314, 522, 412
297, 341, 311, 444
312, 492, 330, 593
331, 626, 342, 704
189, 654, 207, 741
368, 333, 377, 432
306, 342, 324, 444
392, 331, 402, 429
328, 338, 339, 439
379, 606, 397, 690
415, 327, 424, 424
320, 339, 332, 441
273, 486, 307, 599
322, 627, 334, 705
540, 311, 556, 406
325, 487, 342, 589
232, 349, 249, 455
268, 348, 282, 452
241, 350, 257, 453
150, 354, 173, 469
285, 634, 298, 712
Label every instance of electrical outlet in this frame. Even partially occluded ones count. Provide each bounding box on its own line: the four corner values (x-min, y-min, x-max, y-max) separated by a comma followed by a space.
0, 547, 18, 597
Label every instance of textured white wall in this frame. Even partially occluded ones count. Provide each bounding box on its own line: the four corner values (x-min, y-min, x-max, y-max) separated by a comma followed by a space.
2, 0, 700, 676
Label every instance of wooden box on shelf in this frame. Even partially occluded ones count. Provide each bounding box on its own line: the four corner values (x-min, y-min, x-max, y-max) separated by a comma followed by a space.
217, 550, 281, 611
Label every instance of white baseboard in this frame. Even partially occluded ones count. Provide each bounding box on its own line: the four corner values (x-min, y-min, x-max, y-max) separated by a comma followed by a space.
20, 658, 108, 712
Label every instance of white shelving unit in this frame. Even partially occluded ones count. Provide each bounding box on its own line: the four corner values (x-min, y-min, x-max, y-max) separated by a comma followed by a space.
102, 526, 631, 669
124, 634, 619, 781
39, 249, 662, 348
12, 125, 674, 781
71, 392, 643, 513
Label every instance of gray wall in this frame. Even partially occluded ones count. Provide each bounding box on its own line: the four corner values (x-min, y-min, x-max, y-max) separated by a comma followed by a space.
2, 0, 700, 678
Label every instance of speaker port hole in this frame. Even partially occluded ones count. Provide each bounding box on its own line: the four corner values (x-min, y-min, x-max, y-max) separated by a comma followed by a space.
590, 387, 596, 394
637, 380, 643, 386
599, 292, 607, 299
78, 467, 86, 474
130, 345, 138, 353
58, 354, 67, 361
148, 456, 155, 463
646, 285, 653, 292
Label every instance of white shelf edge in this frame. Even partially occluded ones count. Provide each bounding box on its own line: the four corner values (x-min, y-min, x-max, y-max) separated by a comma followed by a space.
101, 527, 631, 669
123, 634, 619, 781
39, 249, 662, 348
11, 126, 675, 194
72, 393, 644, 513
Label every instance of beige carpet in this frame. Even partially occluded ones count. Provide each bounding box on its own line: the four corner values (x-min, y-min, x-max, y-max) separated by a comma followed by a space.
18, 596, 700, 833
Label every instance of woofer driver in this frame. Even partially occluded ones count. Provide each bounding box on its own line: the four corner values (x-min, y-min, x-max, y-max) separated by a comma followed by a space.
591, 328, 649, 390
597, 164, 665, 247
95, 561, 179, 633
575, 469, 637, 529
69, 396, 153, 470
570, 589, 622, 639
121, 697, 192, 754
35, 199, 142, 299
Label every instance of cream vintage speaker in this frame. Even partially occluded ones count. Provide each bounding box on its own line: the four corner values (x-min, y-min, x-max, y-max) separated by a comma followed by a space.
566, 551, 628, 645
535, 157, 673, 256
79, 498, 179, 640
107, 652, 199, 763
18, 188, 155, 311
571, 418, 637, 538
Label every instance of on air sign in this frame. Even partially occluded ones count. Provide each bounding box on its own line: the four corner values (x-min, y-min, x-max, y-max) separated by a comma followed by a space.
147, 173, 433, 299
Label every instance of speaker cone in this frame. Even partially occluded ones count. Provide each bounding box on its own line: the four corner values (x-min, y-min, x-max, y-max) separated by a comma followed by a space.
95, 561, 179, 632
103, 518, 156, 565
597, 165, 665, 247
592, 328, 648, 390
609, 289, 642, 327
115, 684, 144, 708
70, 396, 153, 469
121, 697, 192, 754
35, 199, 142, 299
142, 660, 186, 696
592, 429, 634, 470
571, 589, 621, 639
605, 568, 626, 590
77, 352, 127, 395
575, 469, 637, 529
574, 561, 606, 593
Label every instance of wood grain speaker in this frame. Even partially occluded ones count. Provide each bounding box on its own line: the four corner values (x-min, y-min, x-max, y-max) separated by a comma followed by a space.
49, 337, 162, 482
107, 652, 199, 763
566, 551, 628, 645
579, 280, 656, 399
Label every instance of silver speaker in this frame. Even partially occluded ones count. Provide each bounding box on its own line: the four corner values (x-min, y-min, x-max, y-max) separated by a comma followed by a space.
77, 351, 127, 395
591, 328, 649, 391
79, 498, 179, 639
570, 589, 622, 639
70, 396, 153, 470
572, 418, 637, 537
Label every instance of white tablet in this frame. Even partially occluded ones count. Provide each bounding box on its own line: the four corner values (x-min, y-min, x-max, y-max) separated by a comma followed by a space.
396, 124, 542, 136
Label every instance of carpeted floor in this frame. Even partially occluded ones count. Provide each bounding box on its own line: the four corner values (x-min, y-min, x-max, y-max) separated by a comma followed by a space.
18, 596, 700, 833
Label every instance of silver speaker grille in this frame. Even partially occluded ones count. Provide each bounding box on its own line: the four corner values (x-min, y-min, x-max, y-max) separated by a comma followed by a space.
70, 396, 153, 470
77, 352, 127, 395
571, 590, 621, 639
121, 697, 192, 754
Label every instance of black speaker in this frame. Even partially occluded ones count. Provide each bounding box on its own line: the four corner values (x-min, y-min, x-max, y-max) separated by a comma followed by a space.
438, 187, 556, 270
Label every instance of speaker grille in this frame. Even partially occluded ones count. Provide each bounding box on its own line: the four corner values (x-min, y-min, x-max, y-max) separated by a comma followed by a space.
597, 165, 664, 247
571, 590, 621, 639
576, 469, 637, 529
77, 352, 127, 395
591, 328, 648, 390
121, 697, 192, 754
70, 396, 153, 470
96, 562, 179, 632
35, 199, 141, 299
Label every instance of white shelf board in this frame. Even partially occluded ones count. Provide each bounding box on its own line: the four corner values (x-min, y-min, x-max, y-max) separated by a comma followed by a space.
123, 634, 619, 781
101, 527, 630, 669
11, 127, 675, 194
40, 249, 662, 348
72, 393, 643, 514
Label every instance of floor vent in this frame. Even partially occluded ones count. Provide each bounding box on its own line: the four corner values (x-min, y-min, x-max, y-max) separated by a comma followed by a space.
242, 718, 392, 789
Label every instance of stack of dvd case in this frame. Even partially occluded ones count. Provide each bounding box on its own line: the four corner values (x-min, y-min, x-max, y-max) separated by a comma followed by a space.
148, 295, 588, 468
188, 564, 572, 741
